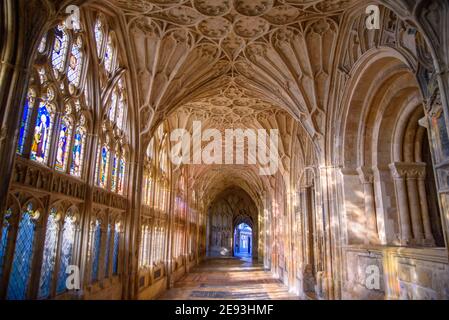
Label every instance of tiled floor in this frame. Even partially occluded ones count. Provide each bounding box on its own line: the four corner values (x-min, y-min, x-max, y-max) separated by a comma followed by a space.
159, 257, 301, 300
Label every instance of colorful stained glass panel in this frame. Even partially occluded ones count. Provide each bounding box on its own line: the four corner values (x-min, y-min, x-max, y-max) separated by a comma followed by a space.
30, 103, 53, 164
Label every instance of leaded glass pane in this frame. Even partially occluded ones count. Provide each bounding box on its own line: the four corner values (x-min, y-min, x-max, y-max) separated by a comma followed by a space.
56, 215, 76, 294
38, 34, 47, 54
55, 117, 73, 172
52, 24, 69, 77
111, 155, 118, 192
38, 209, 59, 299
91, 221, 101, 282
108, 90, 117, 123
0, 209, 12, 278
97, 146, 109, 188
70, 125, 86, 177
67, 36, 84, 88
30, 102, 54, 164
17, 92, 35, 155
7, 204, 37, 300
118, 158, 125, 195
104, 225, 111, 277
113, 226, 120, 275
94, 19, 104, 57
104, 35, 114, 74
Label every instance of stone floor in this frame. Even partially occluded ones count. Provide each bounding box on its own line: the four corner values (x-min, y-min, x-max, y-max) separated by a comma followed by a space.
159, 257, 301, 300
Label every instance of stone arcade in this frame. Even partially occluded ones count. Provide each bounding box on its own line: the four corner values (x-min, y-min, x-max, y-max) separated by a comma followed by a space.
0, 0, 449, 300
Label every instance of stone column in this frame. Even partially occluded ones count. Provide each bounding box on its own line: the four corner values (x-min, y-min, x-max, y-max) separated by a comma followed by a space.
406, 163, 427, 244
417, 172, 435, 244
389, 163, 413, 245
357, 167, 379, 244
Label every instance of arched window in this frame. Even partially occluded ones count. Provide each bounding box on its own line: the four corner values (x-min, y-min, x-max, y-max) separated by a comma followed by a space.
16, 18, 90, 177
7, 203, 40, 300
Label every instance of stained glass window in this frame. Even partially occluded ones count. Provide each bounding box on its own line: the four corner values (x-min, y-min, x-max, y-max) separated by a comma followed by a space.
56, 214, 76, 294
118, 157, 125, 195
70, 118, 86, 177
111, 154, 118, 192
7, 203, 38, 300
104, 35, 115, 74
108, 89, 117, 123
38, 208, 59, 299
0, 209, 12, 278
55, 115, 73, 172
112, 225, 120, 275
104, 224, 111, 277
91, 220, 101, 282
52, 24, 69, 77
67, 36, 84, 88
38, 34, 47, 54
17, 90, 36, 155
97, 145, 110, 188
94, 18, 104, 57
116, 81, 125, 130
30, 102, 54, 164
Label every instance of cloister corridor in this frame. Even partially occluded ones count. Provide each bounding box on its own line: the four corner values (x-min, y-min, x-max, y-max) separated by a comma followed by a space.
159, 258, 300, 300
1, 0, 449, 302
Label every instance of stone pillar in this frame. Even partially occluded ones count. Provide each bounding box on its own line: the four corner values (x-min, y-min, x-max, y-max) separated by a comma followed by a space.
357, 167, 379, 244
389, 163, 413, 245
417, 174, 435, 244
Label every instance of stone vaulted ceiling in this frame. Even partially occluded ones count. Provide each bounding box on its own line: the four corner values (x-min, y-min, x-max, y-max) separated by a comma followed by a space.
104, 0, 357, 205
108, 0, 357, 139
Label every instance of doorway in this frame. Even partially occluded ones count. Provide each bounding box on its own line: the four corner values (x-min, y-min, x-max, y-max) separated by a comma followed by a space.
234, 223, 252, 257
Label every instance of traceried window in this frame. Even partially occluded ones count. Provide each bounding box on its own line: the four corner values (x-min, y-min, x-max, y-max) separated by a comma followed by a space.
16, 18, 90, 179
